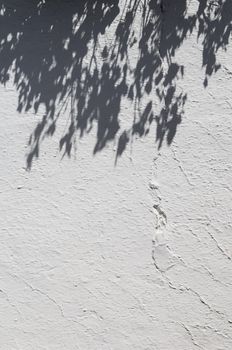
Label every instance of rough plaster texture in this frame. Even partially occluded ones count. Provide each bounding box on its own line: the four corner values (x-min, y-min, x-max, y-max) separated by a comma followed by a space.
0, 1, 232, 349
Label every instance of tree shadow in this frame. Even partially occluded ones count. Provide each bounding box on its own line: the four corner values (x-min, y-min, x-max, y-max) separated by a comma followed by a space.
0, 0, 231, 168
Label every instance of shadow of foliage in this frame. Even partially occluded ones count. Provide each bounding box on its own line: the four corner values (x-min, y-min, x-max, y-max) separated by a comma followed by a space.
0, 0, 231, 168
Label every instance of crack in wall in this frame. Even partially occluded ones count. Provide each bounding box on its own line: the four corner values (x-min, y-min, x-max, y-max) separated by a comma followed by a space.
180, 322, 204, 349
206, 225, 231, 260
0, 288, 21, 320
1, 270, 99, 330
171, 146, 194, 186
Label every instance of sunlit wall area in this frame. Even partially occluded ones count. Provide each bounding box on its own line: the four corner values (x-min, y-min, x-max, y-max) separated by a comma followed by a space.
0, 1, 232, 349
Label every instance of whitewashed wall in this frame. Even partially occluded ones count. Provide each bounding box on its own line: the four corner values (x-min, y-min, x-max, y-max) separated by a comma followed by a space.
0, 1, 232, 349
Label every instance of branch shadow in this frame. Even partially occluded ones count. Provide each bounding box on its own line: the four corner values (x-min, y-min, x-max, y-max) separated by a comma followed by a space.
0, 0, 231, 168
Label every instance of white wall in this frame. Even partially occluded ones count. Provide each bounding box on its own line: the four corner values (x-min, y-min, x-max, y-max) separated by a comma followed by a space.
0, 1, 232, 349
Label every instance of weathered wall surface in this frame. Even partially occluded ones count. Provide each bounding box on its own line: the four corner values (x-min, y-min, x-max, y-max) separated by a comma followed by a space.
0, 1, 232, 349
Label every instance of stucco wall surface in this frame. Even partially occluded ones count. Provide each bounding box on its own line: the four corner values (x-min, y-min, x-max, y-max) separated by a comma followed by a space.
0, 1, 232, 349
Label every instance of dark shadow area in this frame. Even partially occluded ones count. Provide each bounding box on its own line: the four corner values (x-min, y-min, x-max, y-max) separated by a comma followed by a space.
0, 0, 231, 168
